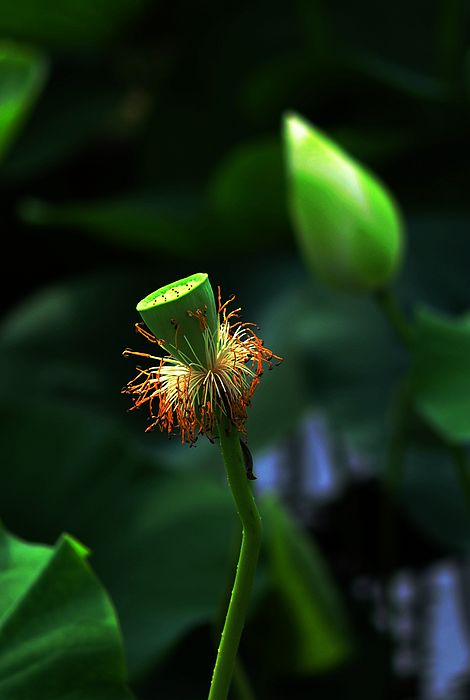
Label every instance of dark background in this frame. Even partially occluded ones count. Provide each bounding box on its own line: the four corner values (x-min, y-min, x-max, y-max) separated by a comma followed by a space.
1, 1, 470, 699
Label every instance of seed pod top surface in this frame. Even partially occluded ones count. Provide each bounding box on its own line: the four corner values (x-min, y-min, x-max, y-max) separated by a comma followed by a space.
136, 272, 218, 364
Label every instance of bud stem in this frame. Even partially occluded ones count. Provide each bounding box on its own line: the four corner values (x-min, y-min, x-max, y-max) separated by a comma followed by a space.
208, 421, 262, 700
374, 288, 414, 348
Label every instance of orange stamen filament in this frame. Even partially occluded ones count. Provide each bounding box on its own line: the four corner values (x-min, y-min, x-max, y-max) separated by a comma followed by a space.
123, 293, 282, 443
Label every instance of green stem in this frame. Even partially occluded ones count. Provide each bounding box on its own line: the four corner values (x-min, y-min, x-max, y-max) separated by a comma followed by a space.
374, 288, 414, 349
208, 423, 262, 700
213, 527, 257, 700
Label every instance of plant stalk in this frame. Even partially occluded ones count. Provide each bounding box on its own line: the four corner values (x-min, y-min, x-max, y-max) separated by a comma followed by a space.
213, 526, 257, 700
208, 423, 262, 700
374, 288, 414, 349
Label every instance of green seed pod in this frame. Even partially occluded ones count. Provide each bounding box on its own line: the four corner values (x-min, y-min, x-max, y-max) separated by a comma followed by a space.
283, 112, 404, 293
136, 272, 218, 365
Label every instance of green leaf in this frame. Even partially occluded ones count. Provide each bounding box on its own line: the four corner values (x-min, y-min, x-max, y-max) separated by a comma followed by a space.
283, 112, 404, 293
0, 0, 148, 50
1, 81, 120, 182
399, 446, 470, 553
207, 137, 289, 240
349, 51, 452, 101
330, 125, 412, 167
19, 184, 288, 255
18, 194, 198, 254
0, 397, 237, 680
239, 55, 323, 125
245, 259, 406, 459
400, 213, 470, 310
0, 42, 47, 161
99, 469, 237, 678
0, 528, 134, 699
260, 496, 351, 673
411, 306, 470, 444
241, 273, 309, 451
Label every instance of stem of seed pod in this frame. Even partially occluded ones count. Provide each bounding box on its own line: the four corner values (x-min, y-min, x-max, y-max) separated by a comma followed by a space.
213, 525, 257, 700
208, 421, 262, 700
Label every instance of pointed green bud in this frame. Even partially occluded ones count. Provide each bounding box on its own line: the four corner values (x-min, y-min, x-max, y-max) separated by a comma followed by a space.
136, 272, 218, 365
283, 112, 404, 293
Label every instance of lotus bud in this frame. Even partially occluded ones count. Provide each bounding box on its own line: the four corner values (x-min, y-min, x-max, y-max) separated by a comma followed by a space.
283, 112, 404, 293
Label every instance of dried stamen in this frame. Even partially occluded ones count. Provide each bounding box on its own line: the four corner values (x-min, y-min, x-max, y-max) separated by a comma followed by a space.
123, 292, 282, 443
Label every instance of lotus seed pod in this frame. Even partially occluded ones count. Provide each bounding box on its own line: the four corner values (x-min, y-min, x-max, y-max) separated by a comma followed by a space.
125, 277, 281, 443
136, 272, 218, 365
284, 112, 404, 293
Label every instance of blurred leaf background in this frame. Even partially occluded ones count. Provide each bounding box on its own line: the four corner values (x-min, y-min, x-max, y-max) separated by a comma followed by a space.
0, 1, 470, 699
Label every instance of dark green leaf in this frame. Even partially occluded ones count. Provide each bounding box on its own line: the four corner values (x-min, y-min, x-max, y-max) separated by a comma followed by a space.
400, 446, 470, 553
330, 125, 412, 166
245, 259, 407, 459
239, 55, 322, 124
411, 306, 470, 443
0, 42, 47, 161
0, 528, 134, 699
1, 81, 120, 182
208, 137, 289, 241
259, 495, 351, 673
0, 397, 237, 680
0, 0, 148, 50
400, 213, 470, 309
18, 194, 198, 254
19, 182, 290, 255
349, 51, 452, 101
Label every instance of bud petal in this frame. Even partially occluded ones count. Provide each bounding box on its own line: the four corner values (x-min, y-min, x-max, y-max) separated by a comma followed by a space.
284, 112, 404, 293
136, 272, 218, 364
